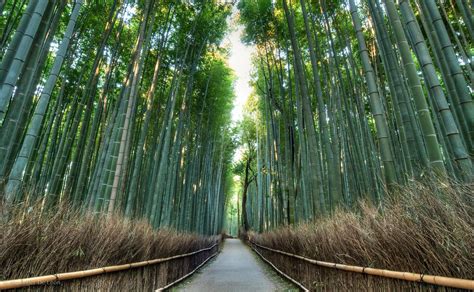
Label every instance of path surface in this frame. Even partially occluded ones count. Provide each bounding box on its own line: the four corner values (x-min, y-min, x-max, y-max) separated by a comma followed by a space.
175, 239, 294, 292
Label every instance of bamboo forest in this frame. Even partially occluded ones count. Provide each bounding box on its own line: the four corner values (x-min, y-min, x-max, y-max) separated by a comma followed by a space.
0, 0, 472, 291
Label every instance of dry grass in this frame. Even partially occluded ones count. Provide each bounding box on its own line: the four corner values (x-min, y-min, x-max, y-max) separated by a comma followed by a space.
0, 204, 219, 290
250, 179, 473, 290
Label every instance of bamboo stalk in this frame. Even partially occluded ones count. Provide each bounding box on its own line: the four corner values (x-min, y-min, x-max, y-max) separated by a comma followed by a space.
0, 243, 218, 290
249, 241, 474, 290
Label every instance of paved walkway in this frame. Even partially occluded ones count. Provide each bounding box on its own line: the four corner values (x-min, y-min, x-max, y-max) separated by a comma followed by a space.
175, 239, 292, 292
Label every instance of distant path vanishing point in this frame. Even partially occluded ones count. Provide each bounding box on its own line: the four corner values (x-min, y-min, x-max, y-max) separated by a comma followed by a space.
175, 238, 295, 292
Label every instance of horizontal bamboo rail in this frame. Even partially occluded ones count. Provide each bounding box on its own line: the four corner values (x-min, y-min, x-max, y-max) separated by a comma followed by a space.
250, 243, 309, 291
0, 243, 218, 290
155, 250, 218, 291
250, 241, 474, 290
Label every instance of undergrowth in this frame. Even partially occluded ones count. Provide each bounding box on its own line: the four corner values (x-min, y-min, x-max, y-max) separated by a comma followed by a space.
0, 204, 218, 285
250, 179, 473, 289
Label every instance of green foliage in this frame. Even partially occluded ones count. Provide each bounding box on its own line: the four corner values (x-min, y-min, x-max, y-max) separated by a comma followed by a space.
238, 0, 276, 45
0, 0, 237, 235
236, 0, 473, 232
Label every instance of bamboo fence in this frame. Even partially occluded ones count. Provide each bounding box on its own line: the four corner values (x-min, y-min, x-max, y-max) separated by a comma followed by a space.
249, 240, 474, 290
0, 243, 219, 290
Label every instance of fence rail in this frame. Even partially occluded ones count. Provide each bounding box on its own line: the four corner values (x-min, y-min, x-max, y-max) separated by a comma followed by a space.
0, 243, 219, 290
249, 242, 309, 291
155, 249, 218, 291
249, 241, 474, 290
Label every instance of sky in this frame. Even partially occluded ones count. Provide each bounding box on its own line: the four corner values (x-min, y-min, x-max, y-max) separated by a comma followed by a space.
224, 7, 255, 124
223, 7, 256, 164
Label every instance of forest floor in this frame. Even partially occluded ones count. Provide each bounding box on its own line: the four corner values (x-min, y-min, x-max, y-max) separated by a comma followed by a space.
174, 239, 297, 292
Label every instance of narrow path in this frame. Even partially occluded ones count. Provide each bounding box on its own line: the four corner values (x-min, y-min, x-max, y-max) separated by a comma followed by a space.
174, 239, 295, 292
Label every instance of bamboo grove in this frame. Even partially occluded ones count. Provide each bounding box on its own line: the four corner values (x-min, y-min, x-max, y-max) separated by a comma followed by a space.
236, 0, 473, 232
0, 0, 236, 235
